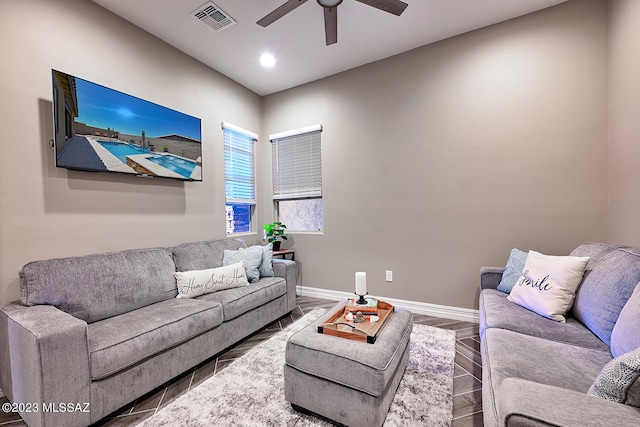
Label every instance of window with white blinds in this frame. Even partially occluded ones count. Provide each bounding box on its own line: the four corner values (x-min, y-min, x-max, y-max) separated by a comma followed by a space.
271, 126, 322, 200
223, 123, 257, 234
224, 123, 256, 204
270, 125, 323, 232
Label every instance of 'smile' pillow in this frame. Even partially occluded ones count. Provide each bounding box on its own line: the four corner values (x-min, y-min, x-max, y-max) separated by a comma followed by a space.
223, 247, 263, 283
175, 260, 248, 299
507, 250, 589, 322
497, 248, 528, 293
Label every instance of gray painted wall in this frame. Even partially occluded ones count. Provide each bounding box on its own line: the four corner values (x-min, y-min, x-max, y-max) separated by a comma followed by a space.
0, 0, 262, 304
261, 0, 609, 309
2, 0, 633, 311
608, 0, 640, 245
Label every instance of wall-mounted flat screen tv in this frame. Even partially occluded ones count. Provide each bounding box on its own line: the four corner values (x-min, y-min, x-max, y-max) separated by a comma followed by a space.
52, 69, 202, 181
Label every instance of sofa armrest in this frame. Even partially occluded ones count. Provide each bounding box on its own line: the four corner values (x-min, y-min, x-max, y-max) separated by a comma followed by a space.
500, 378, 640, 427
480, 267, 505, 290
0, 302, 91, 427
273, 259, 297, 312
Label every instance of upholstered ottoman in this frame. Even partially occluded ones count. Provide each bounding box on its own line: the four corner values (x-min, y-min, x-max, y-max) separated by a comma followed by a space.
284, 301, 413, 427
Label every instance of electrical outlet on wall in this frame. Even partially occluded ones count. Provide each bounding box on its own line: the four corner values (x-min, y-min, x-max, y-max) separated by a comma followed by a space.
386, 270, 393, 282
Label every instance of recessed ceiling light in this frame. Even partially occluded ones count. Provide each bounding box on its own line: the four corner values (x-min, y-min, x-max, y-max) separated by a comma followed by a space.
260, 53, 276, 68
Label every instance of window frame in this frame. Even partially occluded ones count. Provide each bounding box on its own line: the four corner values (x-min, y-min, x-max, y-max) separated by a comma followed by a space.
269, 124, 323, 233
223, 122, 258, 235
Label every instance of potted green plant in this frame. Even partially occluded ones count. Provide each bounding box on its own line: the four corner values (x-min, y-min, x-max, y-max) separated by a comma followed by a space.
263, 222, 287, 251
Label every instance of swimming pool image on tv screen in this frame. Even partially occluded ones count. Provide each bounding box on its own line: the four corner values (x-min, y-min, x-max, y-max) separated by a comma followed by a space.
147, 155, 196, 179
52, 69, 203, 181
94, 140, 199, 180
99, 141, 151, 163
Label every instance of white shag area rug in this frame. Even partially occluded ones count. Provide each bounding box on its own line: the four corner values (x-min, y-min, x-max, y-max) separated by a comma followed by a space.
138, 308, 456, 427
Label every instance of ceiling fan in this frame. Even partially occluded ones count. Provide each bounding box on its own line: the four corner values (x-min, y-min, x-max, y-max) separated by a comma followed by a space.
257, 0, 409, 46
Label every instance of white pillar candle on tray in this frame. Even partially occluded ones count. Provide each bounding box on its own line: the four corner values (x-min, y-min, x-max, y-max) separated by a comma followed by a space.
355, 272, 367, 296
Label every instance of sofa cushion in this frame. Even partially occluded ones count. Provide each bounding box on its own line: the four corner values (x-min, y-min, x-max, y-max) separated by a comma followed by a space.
171, 239, 245, 272
479, 289, 610, 351
611, 283, 640, 358
588, 348, 640, 407
223, 247, 263, 283
87, 298, 223, 380
20, 248, 177, 323
507, 251, 589, 323
570, 243, 640, 346
497, 248, 528, 293
198, 276, 287, 321
482, 328, 612, 399
175, 261, 248, 299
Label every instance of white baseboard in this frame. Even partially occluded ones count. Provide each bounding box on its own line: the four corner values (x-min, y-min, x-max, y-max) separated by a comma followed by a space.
297, 286, 479, 323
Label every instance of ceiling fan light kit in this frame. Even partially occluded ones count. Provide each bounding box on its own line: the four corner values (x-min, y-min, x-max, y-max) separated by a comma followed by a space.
257, 0, 408, 46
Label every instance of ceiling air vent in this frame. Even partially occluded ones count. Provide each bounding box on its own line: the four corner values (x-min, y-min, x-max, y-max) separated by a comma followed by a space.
192, 2, 236, 32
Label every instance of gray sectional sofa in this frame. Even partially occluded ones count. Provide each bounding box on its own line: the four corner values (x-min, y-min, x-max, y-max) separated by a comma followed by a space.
480, 243, 640, 427
0, 238, 297, 427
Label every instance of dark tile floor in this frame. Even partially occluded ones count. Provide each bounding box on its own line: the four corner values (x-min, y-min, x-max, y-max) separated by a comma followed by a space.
0, 296, 482, 426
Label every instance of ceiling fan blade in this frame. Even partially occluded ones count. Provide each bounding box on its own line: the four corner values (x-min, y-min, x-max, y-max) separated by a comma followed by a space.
257, 0, 309, 27
355, 0, 408, 16
324, 7, 338, 45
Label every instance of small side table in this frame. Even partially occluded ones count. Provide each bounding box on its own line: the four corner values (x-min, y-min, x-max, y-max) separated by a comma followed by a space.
273, 249, 295, 261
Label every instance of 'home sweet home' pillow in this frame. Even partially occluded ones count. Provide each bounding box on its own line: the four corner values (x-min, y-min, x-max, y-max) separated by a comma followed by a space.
507, 250, 589, 322
175, 260, 248, 299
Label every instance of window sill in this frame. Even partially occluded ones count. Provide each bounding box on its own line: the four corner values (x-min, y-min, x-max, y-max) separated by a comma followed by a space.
227, 231, 258, 238
285, 231, 324, 235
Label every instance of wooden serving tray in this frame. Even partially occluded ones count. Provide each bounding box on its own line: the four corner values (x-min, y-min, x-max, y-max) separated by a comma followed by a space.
317, 300, 394, 344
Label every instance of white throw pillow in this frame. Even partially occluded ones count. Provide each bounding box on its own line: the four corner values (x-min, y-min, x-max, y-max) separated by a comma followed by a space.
507, 250, 589, 322
175, 260, 248, 299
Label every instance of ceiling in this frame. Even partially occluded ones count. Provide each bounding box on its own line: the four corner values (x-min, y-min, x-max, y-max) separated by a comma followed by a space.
91, 0, 567, 96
